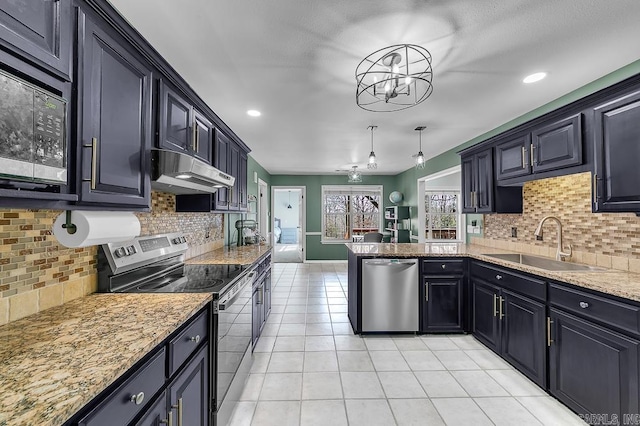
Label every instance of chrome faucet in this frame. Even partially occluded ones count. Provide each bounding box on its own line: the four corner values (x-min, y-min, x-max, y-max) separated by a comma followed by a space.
534, 216, 572, 261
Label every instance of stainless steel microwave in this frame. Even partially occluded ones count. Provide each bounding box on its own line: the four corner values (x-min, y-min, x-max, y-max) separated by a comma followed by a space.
0, 69, 67, 184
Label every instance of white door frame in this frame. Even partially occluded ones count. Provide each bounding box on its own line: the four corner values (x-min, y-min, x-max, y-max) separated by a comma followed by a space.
417, 165, 465, 243
257, 178, 269, 240
271, 185, 306, 262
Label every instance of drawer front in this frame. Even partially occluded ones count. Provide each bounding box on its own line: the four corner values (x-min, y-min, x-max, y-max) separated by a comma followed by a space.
471, 261, 546, 301
423, 259, 465, 275
168, 309, 209, 376
79, 348, 166, 426
550, 283, 640, 336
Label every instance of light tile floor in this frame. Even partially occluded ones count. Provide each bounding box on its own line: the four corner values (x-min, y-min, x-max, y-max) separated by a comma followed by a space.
229, 263, 586, 426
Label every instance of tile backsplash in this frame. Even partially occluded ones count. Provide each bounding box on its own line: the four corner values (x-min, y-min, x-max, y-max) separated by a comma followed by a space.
475, 172, 640, 271
0, 191, 224, 325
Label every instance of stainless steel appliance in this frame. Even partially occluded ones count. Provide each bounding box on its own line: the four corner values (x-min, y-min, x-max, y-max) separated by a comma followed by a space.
151, 148, 235, 194
97, 232, 255, 426
0, 69, 67, 183
361, 258, 419, 332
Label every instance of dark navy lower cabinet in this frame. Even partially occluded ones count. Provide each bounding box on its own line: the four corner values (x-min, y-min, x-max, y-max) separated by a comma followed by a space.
500, 289, 546, 387
76, 8, 152, 209
472, 278, 501, 352
549, 308, 640, 420
135, 391, 168, 426
168, 343, 209, 426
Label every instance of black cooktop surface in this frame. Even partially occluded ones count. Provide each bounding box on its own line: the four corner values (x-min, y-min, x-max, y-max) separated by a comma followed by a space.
182, 263, 250, 294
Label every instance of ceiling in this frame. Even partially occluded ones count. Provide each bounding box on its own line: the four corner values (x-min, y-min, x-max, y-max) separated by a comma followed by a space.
109, 0, 640, 176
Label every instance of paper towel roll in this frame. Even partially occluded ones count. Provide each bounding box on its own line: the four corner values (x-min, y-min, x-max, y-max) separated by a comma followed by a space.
53, 211, 141, 248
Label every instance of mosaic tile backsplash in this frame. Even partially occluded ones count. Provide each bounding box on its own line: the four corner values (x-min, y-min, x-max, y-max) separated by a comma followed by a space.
482, 172, 640, 263
0, 191, 224, 324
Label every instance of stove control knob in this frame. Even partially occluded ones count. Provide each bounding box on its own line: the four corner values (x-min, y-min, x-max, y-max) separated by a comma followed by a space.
172, 238, 180, 244
181, 236, 187, 243
126, 245, 137, 255
114, 247, 126, 258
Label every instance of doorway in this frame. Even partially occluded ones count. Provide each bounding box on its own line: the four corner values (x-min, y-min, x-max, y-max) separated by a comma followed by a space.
258, 178, 269, 240
272, 186, 305, 263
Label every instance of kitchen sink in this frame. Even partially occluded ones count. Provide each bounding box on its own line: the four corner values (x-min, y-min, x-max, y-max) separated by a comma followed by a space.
482, 253, 607, 272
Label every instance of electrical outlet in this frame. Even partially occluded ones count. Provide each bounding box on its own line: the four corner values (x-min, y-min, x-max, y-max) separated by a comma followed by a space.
511, 227, 517, 238
536, 235, 543, 241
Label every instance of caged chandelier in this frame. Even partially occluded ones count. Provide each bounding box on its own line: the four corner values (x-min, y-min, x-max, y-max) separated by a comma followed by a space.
347, 166, 362, 183
356, 44, 433, 112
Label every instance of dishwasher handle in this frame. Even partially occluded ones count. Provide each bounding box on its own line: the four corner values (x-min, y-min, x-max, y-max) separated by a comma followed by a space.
363, 259, 417, 266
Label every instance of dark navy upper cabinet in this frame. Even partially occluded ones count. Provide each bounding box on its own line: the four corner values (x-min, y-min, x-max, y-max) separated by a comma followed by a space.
461, 149, 493, 213
0, 0, 72, 80
228, 141, 240, 210
495, 134, 531, 181
159, 80, 213, 164
213, 130, 230, 210
593, 89, 640, 213
531, 113, 582, 173
76, 9, 152, 209
496, 114, 582, 182
239, 150, 248, 211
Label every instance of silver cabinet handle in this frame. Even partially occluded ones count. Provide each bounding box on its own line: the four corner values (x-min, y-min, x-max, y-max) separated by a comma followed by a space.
530, 143, 536, 165
499, 296, 505, 319
547, 317, 553, 347
593, 174, 599, 200
496, 274, 502, 280
190, 335, 201, 343
522, 146, 527, 168
493, 294, 498, 317
171, 398, 183, 426
129, 392, 144, 405
425, 282, 429, 302
579, 301, 589, 309
160, 411, 173, 426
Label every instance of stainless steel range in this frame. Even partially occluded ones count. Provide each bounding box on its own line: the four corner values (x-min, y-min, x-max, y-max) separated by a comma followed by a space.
97, 232, 255, 426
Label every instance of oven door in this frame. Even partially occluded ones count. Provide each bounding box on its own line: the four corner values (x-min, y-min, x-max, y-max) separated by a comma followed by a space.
215, 271, 254, 419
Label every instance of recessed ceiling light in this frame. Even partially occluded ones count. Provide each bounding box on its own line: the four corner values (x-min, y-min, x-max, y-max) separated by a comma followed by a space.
523, 72, 547, 84
247, 109, 261, 117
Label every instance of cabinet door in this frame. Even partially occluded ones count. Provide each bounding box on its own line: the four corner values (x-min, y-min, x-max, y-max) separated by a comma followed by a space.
168, 343, 209, 426
532, 113, 582, 173
252, 285, 262, 346
134, 391, 169, 426
0, 0, 71, 79
193, 109, 212, 164
593, 90, 640, 212
472, 279, 501, 352
228, 142, 240, 210
214, 131, 230, 210
501, 290, 546, 387
475, 150, 494, 213
238, 150, 248, 210
422, 276, 463, 332
461, 155, 475, 213
264, 269, 272, 319
495, 134, 531, 180
549, 309, 640, 420
159, 81, 192, 155
78, 11, 151, 207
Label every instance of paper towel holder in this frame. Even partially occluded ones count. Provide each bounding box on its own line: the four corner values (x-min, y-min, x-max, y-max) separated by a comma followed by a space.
61, 211, 77, 234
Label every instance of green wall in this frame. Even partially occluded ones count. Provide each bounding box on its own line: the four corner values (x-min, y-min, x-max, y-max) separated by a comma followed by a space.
225, 155, 273, 246
239, 59, 640, 254
395, 58, 640, 241
270, 174, 401, 260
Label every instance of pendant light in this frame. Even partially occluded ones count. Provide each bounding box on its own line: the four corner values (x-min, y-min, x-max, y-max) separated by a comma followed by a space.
415, 126, 426, 169
287, 191, 292, 209
347, 166, 362, 183
367, 125, 378, 170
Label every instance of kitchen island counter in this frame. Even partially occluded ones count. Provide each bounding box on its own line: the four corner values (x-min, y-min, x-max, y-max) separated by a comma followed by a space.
0, 292, 211, 426
346, 243, 640, 303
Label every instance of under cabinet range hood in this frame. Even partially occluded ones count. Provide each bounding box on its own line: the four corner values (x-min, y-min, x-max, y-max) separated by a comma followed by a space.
151, 149, 235, 195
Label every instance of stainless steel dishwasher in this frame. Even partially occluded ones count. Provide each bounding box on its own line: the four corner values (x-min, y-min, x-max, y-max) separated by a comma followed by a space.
361, 258, 419, 332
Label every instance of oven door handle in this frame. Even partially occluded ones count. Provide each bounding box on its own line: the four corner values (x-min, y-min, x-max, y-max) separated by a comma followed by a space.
218, 272, 254, 310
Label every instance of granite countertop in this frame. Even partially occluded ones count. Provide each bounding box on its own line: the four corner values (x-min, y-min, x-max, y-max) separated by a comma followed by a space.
186, 243, 272, 266
0, 293, 212, 426
345, 243, 640, 303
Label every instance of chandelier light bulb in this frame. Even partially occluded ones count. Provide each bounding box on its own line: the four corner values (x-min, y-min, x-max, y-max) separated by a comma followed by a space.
405, 76, 412, 85
384, 82, 391, 92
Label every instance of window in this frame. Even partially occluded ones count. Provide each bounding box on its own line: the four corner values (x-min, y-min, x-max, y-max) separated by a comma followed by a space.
425, 191, 460, 240
322, 185, 382, 243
